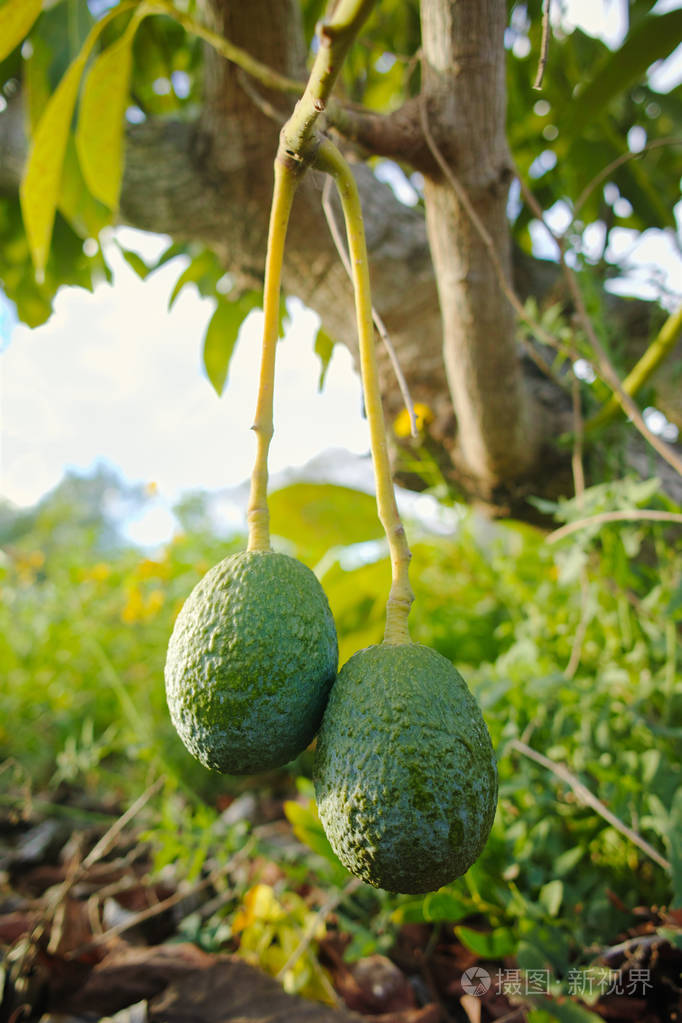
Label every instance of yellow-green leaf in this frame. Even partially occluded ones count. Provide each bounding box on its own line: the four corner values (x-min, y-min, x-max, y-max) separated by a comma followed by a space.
0, 0, 42, 63
19, 1, 138, 275
313, 326, 335, 391
20, 53, 89, 277
76, 13, 144, 209
202, 294, 259, 395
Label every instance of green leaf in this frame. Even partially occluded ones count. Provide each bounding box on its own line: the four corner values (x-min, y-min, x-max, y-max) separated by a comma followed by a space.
58, 135, 112, 237
455, 925, 517, 958
202, 296, 257, 396
268, 483, 383, 565
539, 880, 563, 917
76, 12, 145, 209
168, 249, 224, 308
393, 888, 473, 925
670, 786, 682, 908
568, 9, 682, 133
19, 2, 136, 275
313, 326, 335, 391
0, 0, 42, 62
20, 51, 89, 277
118, 247, 151, 279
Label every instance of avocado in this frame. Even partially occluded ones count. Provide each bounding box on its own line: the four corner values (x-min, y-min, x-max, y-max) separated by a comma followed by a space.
165, 549, 338, 774
313, 642, 497, 893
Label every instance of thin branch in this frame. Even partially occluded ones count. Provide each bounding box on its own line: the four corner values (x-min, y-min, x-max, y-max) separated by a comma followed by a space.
68, 836, 258, 958
321, 176, 418, 437
508, 739, 671, 872
585, 304, 682, 433
237, 70, 291, 124
532, 0, 552, 91
520, 176, 682, 478
35, 776, 164, 955
594, 932, 672, 964
280, 0, 379, 164
418, 97, 570, 388
148, 0, 302, 95
546, 508, 682, 544
573, 136, 682, 218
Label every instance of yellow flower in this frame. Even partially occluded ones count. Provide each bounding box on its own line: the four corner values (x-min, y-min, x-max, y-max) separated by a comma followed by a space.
393, 402, 434, 438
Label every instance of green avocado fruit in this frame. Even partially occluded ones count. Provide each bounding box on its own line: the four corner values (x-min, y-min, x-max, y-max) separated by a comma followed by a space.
165, 549, 338, 774
313, 642, 497, 893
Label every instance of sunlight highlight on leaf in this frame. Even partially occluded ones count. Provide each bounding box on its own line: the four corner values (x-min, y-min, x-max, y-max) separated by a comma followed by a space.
76, 10, 147, 208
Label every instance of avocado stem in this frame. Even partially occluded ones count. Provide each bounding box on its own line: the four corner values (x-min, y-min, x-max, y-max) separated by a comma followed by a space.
247, 156, 300, 553
314, 138, 413, 645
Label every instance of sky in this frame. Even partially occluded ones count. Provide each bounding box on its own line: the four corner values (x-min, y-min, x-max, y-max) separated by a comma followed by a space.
0, 230, 371, 540
1, 0, 681, 545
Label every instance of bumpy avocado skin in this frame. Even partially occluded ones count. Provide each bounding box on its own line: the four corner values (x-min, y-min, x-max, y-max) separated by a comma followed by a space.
165, 550, 338, 774
313, 643, 497, 893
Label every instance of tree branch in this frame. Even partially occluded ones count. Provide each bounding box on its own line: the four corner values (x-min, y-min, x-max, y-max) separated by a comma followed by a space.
509, 739, 671, 872
585, 304, 682, 432
546, 508, 682, 543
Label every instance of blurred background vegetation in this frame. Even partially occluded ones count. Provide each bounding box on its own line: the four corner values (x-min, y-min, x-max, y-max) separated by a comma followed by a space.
1, 465, 680, 1019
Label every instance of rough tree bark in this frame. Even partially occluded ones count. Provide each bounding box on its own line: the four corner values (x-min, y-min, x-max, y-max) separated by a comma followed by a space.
420, 0, 536, 495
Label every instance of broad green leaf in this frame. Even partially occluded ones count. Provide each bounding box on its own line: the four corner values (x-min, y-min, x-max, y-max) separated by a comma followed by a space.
0, 0, 42, 62
202, 295, 258, 396
670, 786, 682, 908
313, 326, 335, 391
118, 247, 151, 279
76, 11, 146, 208
58, 135, 112, 237
569, 9, 682, 133
24, 32, 52, 134
19, 2, 137, 275
393, 888, 473, 925
20, 51, 89, 277
268, 483, 383, 565
455, 924, 517, 958
168, 249, 224, 308
539, 879, 563, 917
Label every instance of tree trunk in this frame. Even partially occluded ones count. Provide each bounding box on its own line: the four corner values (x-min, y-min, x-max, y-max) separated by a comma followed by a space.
420, 0, 536, 497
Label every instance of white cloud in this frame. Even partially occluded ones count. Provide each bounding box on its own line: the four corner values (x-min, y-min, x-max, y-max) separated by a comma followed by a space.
1, 233, 370, 510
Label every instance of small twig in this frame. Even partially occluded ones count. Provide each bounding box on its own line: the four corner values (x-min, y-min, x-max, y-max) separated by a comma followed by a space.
275, 877, 362, 983
237, 69, 290, 125
68, 836, 258, 958
573, 137, 682, 218
585, 305, 682, 433
508, 739, 671, 871
418, 96, 570, 387
533, 0, 552, 90
321, 176, 418, 437
520, 175, 682, 479
83, 777, 165, 871
148, 0, 302, 95
594, 932, 671, 964
546, 508, 682, 544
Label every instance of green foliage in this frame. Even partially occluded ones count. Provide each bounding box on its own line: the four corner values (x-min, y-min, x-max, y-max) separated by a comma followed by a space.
2, 472, 679, 999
